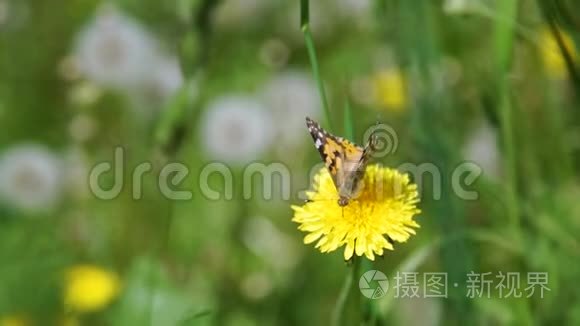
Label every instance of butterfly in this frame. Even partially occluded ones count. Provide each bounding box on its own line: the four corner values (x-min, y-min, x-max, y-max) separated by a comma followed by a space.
305, 117, 377, 207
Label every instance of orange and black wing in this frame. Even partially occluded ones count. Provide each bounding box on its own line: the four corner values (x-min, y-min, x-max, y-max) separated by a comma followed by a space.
305, 117, 365, 192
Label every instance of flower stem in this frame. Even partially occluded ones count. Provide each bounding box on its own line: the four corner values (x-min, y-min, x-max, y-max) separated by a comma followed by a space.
331, 267, 352, 326
332, 257, 361, 326
300, 0, 333, 131
351, 257, 362, 322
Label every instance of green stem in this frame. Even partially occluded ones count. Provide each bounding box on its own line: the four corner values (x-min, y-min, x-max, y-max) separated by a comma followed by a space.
331, 265, 353, 326
300, 0, 309, 27
351, 257, 361, 323
331, 257, 361, 326
301, 0, 333, 130
494, 0, 521, 241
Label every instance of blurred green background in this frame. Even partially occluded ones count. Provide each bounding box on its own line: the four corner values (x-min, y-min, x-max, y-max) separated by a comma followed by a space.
0, 0, 580, 325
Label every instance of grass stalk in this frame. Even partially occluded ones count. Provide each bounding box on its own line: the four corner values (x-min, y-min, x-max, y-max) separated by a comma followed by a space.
493, 0, 521, 239
301, 0, 333, 130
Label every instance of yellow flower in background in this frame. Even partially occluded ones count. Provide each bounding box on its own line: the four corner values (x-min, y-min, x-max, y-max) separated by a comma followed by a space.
0, 316, 29, 326
64, 265, 121, 313
540, 26, 578, 79
372, 69, 408, 112
292, 165, 421, 261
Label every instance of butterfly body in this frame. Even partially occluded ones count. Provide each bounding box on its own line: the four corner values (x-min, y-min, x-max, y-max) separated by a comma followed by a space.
305, 117, 376, 206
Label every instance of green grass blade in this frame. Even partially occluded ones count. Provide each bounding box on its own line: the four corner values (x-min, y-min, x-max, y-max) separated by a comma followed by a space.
301, 0, 333, 131
493, 0, 521, 237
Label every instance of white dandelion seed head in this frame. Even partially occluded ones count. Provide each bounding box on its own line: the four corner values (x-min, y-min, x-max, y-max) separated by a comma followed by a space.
0, 144, 63, 213
463, 120, 501, 180
72, 5, 159, 90
201, 95, 273, 164
261, 71, 321, 147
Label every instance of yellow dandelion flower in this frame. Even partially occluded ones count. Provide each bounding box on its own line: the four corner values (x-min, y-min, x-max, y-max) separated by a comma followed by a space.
0, 315, 30, 326
540, 26, 577, 79
64, 264, 121, 313
372, 69, 408, 112
292, 165, 421, 261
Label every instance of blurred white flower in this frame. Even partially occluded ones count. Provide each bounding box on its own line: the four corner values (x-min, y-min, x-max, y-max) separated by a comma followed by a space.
73, 5, 158, 90
261, 71, 321, 148
201, 95, 273, 164
0, 144, 63, 213
463, 120, 501, 180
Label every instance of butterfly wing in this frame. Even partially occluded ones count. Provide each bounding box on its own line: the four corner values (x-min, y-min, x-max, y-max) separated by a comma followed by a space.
338, 132, 379, 200
305, 117, 366, 199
